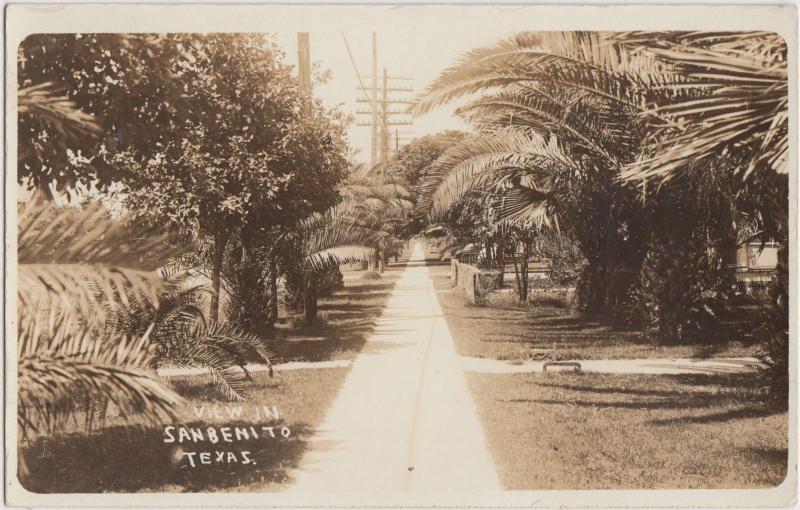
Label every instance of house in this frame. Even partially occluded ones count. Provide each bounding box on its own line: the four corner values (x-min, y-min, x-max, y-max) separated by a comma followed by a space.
734, 241, 779, 293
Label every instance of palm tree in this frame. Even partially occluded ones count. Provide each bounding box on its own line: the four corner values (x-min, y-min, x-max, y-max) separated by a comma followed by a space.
416, 30, 788, 185
413, 32, 651, 313
338, 173, 412, 272
416, 30, 787, 342
110, 268, 275, 401
298, 199, 392, 322
605, 31, 788, 400
17, 201, 183, 438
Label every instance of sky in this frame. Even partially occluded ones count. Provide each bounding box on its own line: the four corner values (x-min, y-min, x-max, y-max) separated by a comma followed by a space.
273, 29, 508, 164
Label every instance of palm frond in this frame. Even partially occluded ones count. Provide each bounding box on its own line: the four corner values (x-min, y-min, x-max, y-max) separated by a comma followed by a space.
413, 32, 656, 117
612, 31, 788, 182
306, 245, 377, 273
16, 201, 187, 436
157, 322, 273, 401
18, 201, 181, 319
421, 129, 571, 221
18, 82, 102, 141
457, 83, 632, 164
17, 314, 183, 436
490, 187, 557, 228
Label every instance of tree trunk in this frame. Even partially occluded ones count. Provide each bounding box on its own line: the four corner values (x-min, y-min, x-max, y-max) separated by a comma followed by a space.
210, 229, 230, 322
382, 246, 390, 268
304, 273, 318, 324
512, 251, 523, 299
265, 255, 279, 330
496, 238, 506, 286
368, 248, 379, 271
520, 241, 530, 302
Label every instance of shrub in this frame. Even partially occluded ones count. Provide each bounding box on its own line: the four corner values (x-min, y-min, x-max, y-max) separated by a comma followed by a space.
622, 219, 735, 343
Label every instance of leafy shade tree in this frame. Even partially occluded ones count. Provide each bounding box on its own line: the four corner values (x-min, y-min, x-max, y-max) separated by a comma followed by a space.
115, 132, 292, 322
226, 94, 351, 332
112, 34, 349, 322
17, 34, 198, 195
384, 132, 469, 196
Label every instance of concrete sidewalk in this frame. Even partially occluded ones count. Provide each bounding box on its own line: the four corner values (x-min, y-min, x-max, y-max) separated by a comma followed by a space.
283, 241, 501, 494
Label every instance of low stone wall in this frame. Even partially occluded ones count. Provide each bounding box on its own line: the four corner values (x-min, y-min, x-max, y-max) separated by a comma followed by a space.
451, 260, 499, 305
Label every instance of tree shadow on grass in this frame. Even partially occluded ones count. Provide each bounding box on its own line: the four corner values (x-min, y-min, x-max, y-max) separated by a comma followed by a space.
738, 446, 788, 479
648, 406, 779, 425
19, 420, 313, 493
270, 274, 401, 362
508, 372, 784, 427
535, 373, 764, 399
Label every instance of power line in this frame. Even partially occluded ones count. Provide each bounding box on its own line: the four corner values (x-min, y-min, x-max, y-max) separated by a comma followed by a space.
341, 33, 375, 115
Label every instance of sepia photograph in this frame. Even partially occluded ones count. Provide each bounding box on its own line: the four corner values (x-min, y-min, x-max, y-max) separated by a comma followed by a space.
4, 4, 797, 507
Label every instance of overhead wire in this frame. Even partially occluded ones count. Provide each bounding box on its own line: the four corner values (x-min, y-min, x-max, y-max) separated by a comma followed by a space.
341, 33, 388, 133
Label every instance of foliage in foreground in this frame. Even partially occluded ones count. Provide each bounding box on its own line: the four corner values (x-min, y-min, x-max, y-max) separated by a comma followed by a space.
110, 268, 275, 401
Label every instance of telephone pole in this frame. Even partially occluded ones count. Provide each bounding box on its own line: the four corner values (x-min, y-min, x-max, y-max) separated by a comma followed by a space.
354, 32, 414, 166
298, 32, 317, 322
370, 33, 378, 166
297, 32, 311, 116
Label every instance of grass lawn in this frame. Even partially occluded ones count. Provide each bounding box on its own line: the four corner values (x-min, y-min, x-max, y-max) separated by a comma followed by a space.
19, 368, 349, 493
469, 371, 788, 489
428, 264, 761, 361
269, 265, 402, 362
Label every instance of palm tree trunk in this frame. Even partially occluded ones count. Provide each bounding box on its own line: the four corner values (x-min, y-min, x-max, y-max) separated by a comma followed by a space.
513, 251, 523, 299
266, 255, 279, 330
520, 240, 530, 302
497, 238, 506, 286
210, 229, 230, 322
304, 273, 318, 323
368, 248, 379, 271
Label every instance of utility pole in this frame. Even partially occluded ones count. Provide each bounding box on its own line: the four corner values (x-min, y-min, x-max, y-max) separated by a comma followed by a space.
370, 33, 378, 167
298, 32, 317, 323
381, 68, 389, 163
297, 32, 311, 116
354, 33, 414, 167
